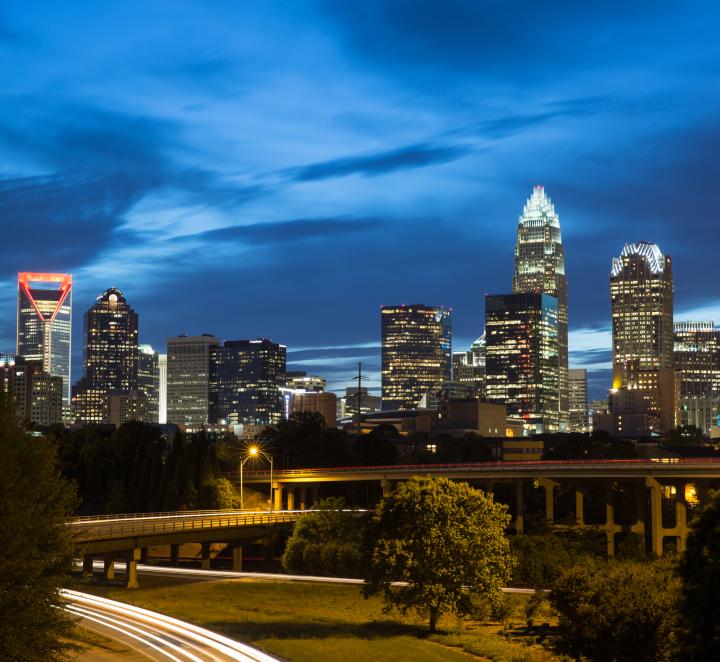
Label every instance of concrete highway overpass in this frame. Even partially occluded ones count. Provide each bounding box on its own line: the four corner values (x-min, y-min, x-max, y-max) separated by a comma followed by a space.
238, 459, 720, 557
71, 510, 306, 587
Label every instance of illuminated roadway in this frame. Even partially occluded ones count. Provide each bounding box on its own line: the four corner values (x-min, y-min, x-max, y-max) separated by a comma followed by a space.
63, 589, 279, 661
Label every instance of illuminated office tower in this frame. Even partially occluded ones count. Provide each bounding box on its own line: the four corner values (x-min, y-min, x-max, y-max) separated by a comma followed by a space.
674, 321, 720, 435
167, 334, 219, 425
72, 288, 139, 423
485, 293, 559, 434
513, 186, 568, 429
138, 344, 160, 423
604, 242, 676, 435
0, 356, 63, 426
381, 304, 452, 410
568, 368, 588, 432
158, 353, 167, 424
16, 272, 72, 406
210, 339, 286, 426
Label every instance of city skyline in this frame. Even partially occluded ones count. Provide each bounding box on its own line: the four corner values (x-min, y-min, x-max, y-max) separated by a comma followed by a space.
2, 3, 720, 399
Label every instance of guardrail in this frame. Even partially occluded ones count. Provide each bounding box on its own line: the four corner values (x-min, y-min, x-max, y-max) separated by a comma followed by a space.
72, 509, 272, 523
72, 510, 306, 542
236, 457, 720, 478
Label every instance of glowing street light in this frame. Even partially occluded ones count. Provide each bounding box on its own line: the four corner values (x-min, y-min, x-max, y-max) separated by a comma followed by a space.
239, 445, 273, 511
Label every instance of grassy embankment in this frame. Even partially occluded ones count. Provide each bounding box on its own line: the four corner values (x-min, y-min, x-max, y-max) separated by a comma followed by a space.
94, 577, 560, 662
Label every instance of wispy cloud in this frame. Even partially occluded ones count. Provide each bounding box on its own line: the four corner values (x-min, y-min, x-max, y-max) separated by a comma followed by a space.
285, 143, 473, 182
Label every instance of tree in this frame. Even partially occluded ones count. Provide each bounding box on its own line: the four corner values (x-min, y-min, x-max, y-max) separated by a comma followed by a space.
549, 559, 678, 662
677, 489, 720, 660
0, 393, 78, 660
364, 476, 515, 632
282, 497, 368, 577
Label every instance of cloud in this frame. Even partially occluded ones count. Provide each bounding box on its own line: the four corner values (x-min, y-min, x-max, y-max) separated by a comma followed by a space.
190, 217, 386, 245
285, 143, 472, 182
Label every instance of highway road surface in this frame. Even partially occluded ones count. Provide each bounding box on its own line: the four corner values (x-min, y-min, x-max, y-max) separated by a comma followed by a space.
87, 561, 537, 594
63, 589, 279, 662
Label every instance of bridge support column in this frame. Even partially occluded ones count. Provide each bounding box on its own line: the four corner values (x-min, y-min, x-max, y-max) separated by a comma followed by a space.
126, 548, 140, 589
82, 554, 94, 579
514, 482, 524, 534
103, 554, 115, 582
381, 479, 391, 497
575, 490, 585, 526
646, 478, 664, 557
273, 483, 283, 511
170, 544, 180, 566
312, 486, 319, 506
537, 478, 556, 523
299, 487, 307, 510
232, 545, 243, 572
675, 500, 688, 554
287, 488, 295, 511
200, 542, 212, 570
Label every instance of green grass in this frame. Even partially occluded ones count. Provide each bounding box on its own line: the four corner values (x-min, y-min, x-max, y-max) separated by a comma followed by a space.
95, 578, 561, 661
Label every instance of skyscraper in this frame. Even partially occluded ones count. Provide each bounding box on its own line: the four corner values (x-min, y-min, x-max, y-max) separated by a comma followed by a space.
167, 334, 219, 425
72, 288, 139, 423
381, 304, 452, 410
16, 272, 72, 407
611, 242, 674, 372
210, 339, 286, 426
158, 353, 167, 424
138, 344, 160, 423
604, 242, 677, 435
568, 368, 588, 432
674, 321, 720, 434
485, 293, 559, 434
513, 186, 568, 429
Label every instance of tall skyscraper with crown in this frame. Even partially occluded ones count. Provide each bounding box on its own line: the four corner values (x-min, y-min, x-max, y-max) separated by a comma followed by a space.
513, 186, 568, 429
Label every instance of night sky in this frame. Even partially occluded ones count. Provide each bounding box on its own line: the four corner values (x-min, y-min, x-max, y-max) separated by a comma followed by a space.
1, 1, 719, 399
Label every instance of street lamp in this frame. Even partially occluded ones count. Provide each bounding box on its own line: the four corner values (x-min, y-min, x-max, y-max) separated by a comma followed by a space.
239, 446, 274, 511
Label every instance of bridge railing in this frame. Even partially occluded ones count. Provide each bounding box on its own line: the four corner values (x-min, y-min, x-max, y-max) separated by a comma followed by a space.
72, 509, 272, 523
72, 510, 306, 542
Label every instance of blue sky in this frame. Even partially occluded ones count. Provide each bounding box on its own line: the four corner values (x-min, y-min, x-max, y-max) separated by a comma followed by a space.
1, 1, 719, 399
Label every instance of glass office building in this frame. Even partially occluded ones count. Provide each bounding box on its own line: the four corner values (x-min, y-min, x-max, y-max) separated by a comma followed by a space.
513, 186, 568, 429
381, 304, 452, 410
72, 288, 139, 423
16, 272, 72, 406
485, 293, 559, 434
210, 338, 286, 426
138, 344, 160, 423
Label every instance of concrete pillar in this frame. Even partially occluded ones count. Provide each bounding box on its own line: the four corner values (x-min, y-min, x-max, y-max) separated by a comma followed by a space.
273, 484, 283, 511
380, 479, 391, 497
605, 498, 616, 557
82, 554, 94, 579
538, 478, 555, 523
287, 488, 295, 511
200, 542, 212, 570
232, 545, 243, 572
126, 548, 140, 589
514, 481, 524, 534
299, 487, 307, 510
170, 544, 180, 566
575, 490, 585, 526
646, 478, 664, 558
103, 554, 115, 582
675, 500, 688, 554
311, 486, 319, 506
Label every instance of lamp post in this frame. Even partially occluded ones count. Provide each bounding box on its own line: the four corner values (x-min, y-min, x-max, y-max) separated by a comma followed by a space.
239, 446, 273, 512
